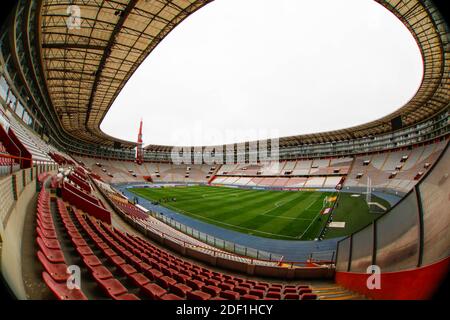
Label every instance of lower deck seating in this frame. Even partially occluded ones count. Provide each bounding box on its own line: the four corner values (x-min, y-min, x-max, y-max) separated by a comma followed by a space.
37, 187, 318, 300
212, 175, 341, 189
36, 189, 88, 300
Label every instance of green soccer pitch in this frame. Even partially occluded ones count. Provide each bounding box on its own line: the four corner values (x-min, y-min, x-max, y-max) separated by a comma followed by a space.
129, 185, 338, 240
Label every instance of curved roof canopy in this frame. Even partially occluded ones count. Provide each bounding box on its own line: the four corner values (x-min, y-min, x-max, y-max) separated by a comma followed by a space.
39, 0, 449, 150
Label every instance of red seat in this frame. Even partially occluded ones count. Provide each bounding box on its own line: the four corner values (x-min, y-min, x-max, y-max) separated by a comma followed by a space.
249, 289, 265, 298
109, 255, 126, 265
36, 226, 57, 239
205, 279, 220, 287
160, 293, 184, 300
37, 251, 69, 282
37, 219, 55, 231
284, 284, 296, 289
116, 263, 137, 277
299, 288, 312, 295
151, 261, 163, 271
93, 274, 128, 298
137, 261, 151, 273
174, 273, 190, 284
89, 265, 113, 280
202, 285, 221, 297
144, 268, 163, 281
42, 272, 87, 300
114, 293, 140, 300
241, 294, 259, 300
127, 255, 142, 268
37, 219, 55, 232
234, 286, 250, 295
186, 279, 204, 290
220, 290, 239, 300
96, 242, 110, 250
161, 267, 178, 277
170, 283, 192, 297
120, 250, 134, 262
283, 288, 297, 294
37, 233, 60, 249
157, 275, 177, 289
128, 273, 150, 287
212, 275, 224, 282
284, 293, 300, 300
104, 248, 119, 259
301, 293, 317, 300
76, 246, 94, 256
71, 238, 88, 247
67, 230, 83, 239
192, 274, 208, 282
38, 216, 53, 224
219, 283, 234, 291
268, 287, 282, 293
253, 284, 267, 291
257, 282, 270, 288
297, 285, 310, 289
224, 279, 239, 287
141, 283, 167, 299
186, 290, 211, 300
265, 291, 281, 299
37, 238, 65, 263
83, 255, 102, 267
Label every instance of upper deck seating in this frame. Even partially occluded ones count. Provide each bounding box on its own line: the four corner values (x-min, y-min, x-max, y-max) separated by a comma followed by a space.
343, 139, 448, 195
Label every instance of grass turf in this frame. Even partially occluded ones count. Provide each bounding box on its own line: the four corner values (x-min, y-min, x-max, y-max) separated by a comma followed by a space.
129, 185, 335, 240
323, 193, 391, 239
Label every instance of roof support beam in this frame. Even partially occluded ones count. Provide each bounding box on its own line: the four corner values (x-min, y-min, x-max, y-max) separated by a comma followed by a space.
42, 43, 106, 51
84, 0, 139, 126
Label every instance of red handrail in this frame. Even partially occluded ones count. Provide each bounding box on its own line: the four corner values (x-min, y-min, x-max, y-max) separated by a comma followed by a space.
0, 153, 57, 175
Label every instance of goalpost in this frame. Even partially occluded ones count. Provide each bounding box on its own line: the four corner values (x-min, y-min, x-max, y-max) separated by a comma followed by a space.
322, 196, 329, 210
366, 177, 372, 204
365, 177, 387, 213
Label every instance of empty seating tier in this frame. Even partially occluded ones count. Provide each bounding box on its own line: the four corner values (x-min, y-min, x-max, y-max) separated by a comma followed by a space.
37, 185, 318, 300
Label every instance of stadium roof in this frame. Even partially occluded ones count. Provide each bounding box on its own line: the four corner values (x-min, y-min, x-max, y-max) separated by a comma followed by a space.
39, 0, 449, 150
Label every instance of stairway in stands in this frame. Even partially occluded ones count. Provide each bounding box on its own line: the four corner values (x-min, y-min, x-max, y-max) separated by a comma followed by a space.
312, 284, 366, 300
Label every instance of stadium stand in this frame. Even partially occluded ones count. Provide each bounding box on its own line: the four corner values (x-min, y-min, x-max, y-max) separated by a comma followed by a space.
0, 142, 19, 176
35, 173, 321, 300
343, 139, 448, 195
6, 112, 54, 162
211, 158, 351, 190
75, 157, 215, 184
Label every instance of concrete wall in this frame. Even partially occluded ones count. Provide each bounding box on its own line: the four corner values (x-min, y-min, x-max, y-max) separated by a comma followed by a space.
0, 180, 36, 299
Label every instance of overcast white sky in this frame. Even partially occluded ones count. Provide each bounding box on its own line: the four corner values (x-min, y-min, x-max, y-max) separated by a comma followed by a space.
101, 0, 423, 147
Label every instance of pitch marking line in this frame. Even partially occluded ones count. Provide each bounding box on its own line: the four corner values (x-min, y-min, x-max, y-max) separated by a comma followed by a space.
134, 187, 327, 239
297, 195, 325, 239
161, 203, 301, 239
259, 196, 313, 221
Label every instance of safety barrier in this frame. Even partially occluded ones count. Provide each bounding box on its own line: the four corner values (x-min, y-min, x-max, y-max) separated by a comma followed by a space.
0, 155, 57, 228
335, 141, 449, 299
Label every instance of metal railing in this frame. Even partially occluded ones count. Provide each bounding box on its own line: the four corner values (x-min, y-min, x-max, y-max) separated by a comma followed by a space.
148, 210, 283, 262
0, 153, 58, 227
